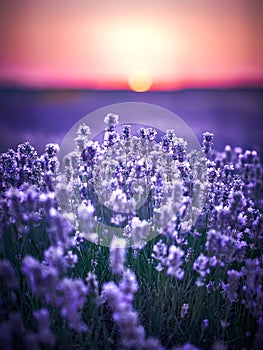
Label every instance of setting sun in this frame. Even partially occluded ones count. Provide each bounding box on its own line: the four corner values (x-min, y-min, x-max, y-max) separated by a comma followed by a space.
128, 70, 153, 92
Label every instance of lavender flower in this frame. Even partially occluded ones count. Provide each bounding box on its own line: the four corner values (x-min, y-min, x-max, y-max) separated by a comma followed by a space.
180, 303, 189, 318
22, 255, 59, 304
130, 217, 151, 248
0, 313, 26, 349
241, 258, 263, 319
123, 125, 132, 139
33, 308, 56, 347
0, 112, 262, 349
44, 245, 67, 276
82, 140, 100, 167
77, 201, 95, 233
202, 319, 209, 329
46, 209, 74, 248
225, 269, 242, 302
138, 128, 147, 139
151, 239, 168, 272
104, 113, 119, 131
45, 143, 59, 158
103, 269, 163, 349
42, 143, 60, 174
74, 123, 91, 151
103, 273, 144, 349
0, 149, 18, 192
147, 128, 157, 142
165, 245, 184, 279
193, 253, 210, 285
65, 250, 78, 268
110, 237, 126, 274
85, 272, 99, 298
59, 277, 88, 332
202, 132, 214, 155
173, 138, 187, 162
205, 229, 238, 266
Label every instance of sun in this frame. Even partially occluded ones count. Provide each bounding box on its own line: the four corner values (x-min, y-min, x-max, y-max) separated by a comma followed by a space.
128, 70, 153, 92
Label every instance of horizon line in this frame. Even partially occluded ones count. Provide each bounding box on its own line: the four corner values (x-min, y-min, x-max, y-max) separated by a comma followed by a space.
1, 77, 263, 92
1, 85, 263, 93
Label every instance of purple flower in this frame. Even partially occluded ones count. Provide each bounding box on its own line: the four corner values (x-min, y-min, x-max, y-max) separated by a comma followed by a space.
110, 237, 126, 274
85, 272, 99, 298
44, 246, 67, 276
225, 269, 242, 302
59, 277, 88, 332
202, 319, 209, 329
104, 130, 120, 147
45, 143, 59, 158
173, 138, 187, 162
119, 269, 138, 300
22, 255, 59, 304
147, 128, 157, 142
65, 250, 78, 268
181, 303, 189, 318
138, 128, 147, 139
74, 123, 91, 151
33, 308, 56, 347
82, 140, 100, 167
151, 239, 167, 271
103, 269, 162, 349
104, 113, 119, 131
202, 132, 214, 155
193, 253, 210, 285
123, 125, 131, 139
165, 245, 185, 280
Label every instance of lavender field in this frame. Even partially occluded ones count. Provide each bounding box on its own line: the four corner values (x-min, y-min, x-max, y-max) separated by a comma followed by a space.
0, 90, 263, 350
0, 88, 263, 156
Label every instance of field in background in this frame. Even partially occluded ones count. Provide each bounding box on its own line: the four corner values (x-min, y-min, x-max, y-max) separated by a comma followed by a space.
0, 88, 262, 157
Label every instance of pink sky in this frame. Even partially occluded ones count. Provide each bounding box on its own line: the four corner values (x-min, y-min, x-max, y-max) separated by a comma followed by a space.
0, 0, 263, 89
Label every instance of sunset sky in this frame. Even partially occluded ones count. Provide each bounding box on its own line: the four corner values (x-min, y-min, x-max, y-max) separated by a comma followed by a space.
0, 0, 263, 90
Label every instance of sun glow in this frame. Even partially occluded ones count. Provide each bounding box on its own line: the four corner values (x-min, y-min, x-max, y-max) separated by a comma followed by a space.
128, 70, 152, 92
98, 20, 176, 88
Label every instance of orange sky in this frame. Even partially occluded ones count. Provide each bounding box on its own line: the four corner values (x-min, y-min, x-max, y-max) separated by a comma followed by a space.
0, 0, 263, 89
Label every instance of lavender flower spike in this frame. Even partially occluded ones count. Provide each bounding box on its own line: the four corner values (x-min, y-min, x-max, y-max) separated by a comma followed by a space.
110, 237, 126, 274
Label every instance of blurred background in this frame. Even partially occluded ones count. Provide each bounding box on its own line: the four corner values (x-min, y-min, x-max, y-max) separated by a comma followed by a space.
0, 0, 263, 155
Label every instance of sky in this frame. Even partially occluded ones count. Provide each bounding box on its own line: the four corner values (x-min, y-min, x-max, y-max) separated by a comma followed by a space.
0, 0, 263, 90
